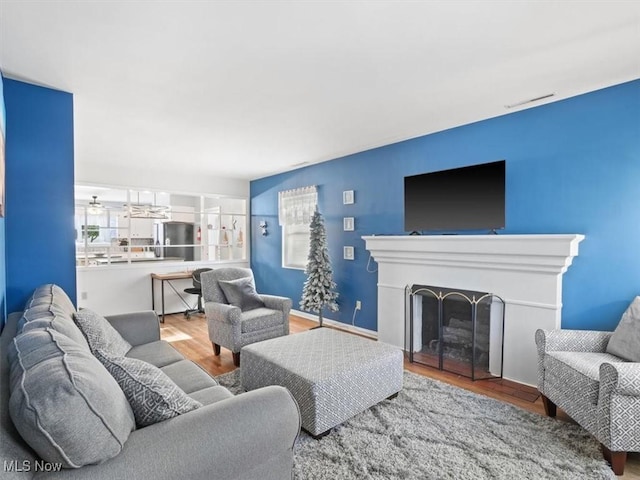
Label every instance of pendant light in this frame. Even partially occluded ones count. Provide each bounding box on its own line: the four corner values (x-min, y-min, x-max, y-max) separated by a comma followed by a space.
126, 192, 170, 219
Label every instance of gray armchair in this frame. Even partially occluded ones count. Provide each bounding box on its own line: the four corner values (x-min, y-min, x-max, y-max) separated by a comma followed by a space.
535, 328, 640, 475
201, 267, 292, 367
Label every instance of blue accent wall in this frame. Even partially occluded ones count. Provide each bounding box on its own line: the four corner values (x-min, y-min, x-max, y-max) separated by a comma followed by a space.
251, 79, 640, 333
4, 78, 76, 314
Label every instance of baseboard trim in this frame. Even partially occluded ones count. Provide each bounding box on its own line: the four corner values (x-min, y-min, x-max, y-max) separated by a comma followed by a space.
291, 309, 378, 340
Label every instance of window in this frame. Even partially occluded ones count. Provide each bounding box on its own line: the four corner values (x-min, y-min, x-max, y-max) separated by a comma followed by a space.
279, 186, 317, 270
74, 185, 247, 267
282, 223, 310, 269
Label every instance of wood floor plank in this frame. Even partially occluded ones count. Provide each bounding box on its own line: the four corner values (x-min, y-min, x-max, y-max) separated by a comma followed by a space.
160, 312, 639, 479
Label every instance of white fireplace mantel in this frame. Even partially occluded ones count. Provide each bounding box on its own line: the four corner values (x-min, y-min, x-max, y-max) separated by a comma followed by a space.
363, 234, 585, 385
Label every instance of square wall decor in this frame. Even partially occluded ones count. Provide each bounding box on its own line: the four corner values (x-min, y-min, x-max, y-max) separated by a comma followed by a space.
343, 217, 354, 231
343, 246, 355, 260
343, 190, 354, 205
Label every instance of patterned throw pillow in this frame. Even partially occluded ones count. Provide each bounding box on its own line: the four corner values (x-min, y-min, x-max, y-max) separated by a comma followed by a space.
606, 296, 640, 362
218, 277, 265, 311
99, 354, 202, 427
73, 308, 132, 357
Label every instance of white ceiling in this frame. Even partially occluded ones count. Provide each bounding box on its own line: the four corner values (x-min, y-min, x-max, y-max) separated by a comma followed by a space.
1, 1, 639, 181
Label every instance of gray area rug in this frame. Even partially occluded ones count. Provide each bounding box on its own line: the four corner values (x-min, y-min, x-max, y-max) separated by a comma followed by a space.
215, 369, 614, 479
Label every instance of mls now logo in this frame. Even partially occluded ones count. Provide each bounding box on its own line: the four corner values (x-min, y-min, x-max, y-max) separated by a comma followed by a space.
4, 460, 63, 472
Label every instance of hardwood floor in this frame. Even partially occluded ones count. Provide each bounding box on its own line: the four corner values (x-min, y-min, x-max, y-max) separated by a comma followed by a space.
160, 312, 639, 479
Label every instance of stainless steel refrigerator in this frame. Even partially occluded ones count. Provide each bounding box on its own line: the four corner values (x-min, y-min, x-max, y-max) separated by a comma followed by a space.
156, 221, 194, 261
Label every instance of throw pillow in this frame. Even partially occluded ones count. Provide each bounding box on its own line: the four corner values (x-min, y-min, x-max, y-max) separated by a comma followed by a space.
7, 328, 135, 468
19, 306, 91, 351
73, 308, 132, 357
24, 284, 77, 317
218, 277, 265, 311
98, 354, 202, 427
606, 296, 640, 362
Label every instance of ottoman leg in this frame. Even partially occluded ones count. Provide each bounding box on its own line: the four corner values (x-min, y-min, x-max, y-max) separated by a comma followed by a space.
232, 352, 241, 367
212, 343, 221, 356
307, 428, 332, 440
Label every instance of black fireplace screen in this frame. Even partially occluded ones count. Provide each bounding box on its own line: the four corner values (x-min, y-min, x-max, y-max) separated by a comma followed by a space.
406, 285, 504, 380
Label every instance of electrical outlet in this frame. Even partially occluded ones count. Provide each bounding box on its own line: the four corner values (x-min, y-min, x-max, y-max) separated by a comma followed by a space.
355, 300, 362, 310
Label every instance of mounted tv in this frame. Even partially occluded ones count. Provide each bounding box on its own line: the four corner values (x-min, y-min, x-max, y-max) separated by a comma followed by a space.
404, 160, 505, 233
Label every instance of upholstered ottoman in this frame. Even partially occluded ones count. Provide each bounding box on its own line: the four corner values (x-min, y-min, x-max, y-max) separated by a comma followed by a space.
240, 328, 403, 437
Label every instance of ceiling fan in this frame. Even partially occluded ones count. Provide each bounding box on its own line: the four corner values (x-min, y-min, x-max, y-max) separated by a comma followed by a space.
87, 195, 103, 215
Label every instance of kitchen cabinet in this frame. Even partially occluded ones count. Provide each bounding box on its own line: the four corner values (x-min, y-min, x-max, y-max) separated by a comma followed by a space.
116, 214, 154, 238
170, 209, 195, 223
130, 218, 154, 238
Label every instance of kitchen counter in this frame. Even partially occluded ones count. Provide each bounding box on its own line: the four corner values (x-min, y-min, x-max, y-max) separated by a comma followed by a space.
95, 256, 185, 264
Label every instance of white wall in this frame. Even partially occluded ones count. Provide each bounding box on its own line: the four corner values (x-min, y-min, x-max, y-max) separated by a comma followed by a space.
77, 260, 249, 316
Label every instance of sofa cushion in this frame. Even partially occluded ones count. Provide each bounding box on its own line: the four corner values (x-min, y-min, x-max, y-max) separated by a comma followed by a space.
160, 360, 218, 394
98, 355, 202, 427
24, 284, 76, 317
219, 277, 265, 311
188, 385, 234, 405
0, 312, 39, 473
17, 284, 90, 351
19, 307, 90, 351
606, 296, 640, 362
126, 340, 185, 368
7, 328, 135, 468
241, 308, 284, 333
74, 308, 132, 357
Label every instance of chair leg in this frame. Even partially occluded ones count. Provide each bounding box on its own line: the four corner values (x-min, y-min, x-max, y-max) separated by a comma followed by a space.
197, 295, 203, 313
541, 394, 556, 417
232, 352, 240, 367
602, 445, 627, 476
212, 343, 221, 356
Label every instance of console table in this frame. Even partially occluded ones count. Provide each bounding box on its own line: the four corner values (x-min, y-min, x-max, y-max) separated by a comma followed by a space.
150, 271, 194, 321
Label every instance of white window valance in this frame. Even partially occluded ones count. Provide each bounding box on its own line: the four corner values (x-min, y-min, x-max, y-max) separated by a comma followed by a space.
278, 186, 317, 226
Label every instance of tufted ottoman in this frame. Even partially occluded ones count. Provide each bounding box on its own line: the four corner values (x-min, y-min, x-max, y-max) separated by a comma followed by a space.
240, 328, 404, 437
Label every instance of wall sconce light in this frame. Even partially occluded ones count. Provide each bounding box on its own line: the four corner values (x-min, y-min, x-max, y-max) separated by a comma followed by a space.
259, 221, 268, 236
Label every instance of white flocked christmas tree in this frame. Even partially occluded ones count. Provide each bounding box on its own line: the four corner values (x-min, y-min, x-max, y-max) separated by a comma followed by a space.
300, 209, 339, 327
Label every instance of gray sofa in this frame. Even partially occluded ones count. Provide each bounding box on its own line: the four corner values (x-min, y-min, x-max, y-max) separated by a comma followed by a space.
1, 284, 301, 479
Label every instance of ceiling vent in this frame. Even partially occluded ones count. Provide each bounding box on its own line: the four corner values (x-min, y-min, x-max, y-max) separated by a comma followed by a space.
505, 93, 555, 109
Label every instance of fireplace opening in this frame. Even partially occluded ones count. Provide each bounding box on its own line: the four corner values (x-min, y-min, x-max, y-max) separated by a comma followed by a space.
407, 285, 504, 380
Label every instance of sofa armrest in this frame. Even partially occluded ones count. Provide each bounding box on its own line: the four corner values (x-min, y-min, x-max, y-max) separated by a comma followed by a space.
104, 311, 160, 346
40, 386, 300, 480
535, 328, 612, 354
204, 301, 241, 326
597, 362, 640, 450
259, 294, 292, 313
600, 362, 640, 397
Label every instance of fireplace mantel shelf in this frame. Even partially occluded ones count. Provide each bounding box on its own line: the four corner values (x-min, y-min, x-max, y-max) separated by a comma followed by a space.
362, 234, 585, 275
363, 233, 585, 386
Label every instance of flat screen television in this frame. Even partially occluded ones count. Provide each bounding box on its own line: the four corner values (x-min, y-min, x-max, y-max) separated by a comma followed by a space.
404, 160, 505, 233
